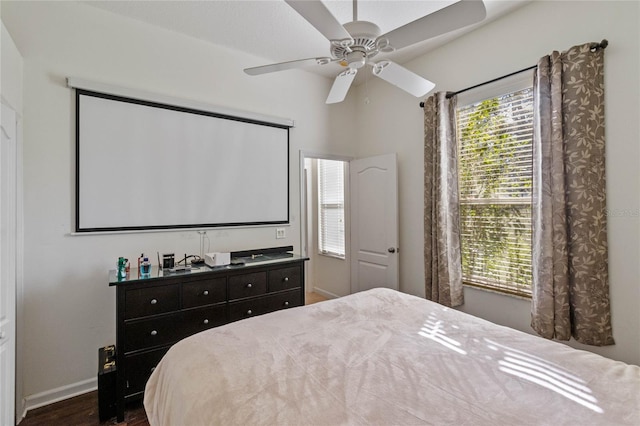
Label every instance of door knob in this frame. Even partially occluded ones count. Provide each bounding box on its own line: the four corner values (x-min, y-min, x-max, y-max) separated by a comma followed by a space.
388, 247, 396, 253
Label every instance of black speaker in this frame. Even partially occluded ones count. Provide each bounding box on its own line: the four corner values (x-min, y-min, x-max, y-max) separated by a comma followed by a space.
98, 345, 117, 422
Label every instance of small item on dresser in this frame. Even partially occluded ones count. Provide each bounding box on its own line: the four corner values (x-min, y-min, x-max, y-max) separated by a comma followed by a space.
191, 256, 205, 265
138, 253, 144, 272
117, 257, 127, 279
204, 252, 231, 267
140, 257, 151, 276
162, 253, 175, 269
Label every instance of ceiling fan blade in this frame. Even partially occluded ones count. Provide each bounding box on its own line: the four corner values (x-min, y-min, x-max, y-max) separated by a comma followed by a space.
285, 0, 353, 42
372, 61, 435, 97
326, 69, 357, 104
377, 0, 486, 51
244, 57, 333, 76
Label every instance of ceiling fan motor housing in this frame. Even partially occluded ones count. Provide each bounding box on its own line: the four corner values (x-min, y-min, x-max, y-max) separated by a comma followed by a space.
331, 20, 382, 64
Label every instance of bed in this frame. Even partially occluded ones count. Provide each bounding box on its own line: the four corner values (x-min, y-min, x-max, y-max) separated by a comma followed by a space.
144, 288, 639, 425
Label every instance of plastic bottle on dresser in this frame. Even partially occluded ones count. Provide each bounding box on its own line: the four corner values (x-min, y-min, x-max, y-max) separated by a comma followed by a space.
141, 257, 151, 276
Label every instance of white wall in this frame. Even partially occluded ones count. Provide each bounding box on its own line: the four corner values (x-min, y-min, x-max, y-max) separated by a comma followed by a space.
1, 22, 23, 112
354, 0, 640, 365
0, 0, 358, 410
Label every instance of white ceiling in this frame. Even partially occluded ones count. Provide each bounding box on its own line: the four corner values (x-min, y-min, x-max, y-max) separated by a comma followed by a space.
81, 0, 531, 80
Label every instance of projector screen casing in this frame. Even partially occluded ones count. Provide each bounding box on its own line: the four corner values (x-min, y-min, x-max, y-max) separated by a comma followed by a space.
75, 89, 290, 232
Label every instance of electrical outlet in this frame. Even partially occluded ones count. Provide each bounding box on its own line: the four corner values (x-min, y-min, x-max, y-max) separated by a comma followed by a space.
276, 228, 286, 239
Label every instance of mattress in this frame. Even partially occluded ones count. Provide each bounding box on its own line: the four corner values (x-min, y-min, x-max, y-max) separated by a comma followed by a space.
144, 288, 639, 425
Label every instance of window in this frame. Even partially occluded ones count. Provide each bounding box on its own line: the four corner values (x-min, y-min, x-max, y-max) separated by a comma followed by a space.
456, 86, 533, 297
317, 159, 346, 258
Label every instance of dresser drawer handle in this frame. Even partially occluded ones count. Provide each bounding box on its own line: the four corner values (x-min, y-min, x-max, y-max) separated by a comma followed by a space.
150, 299, 158, 305
203, 290, 209, 296
283, 277, 289, 282
284, 301, 289, 307
203, 319, 209, 325
247, 309, 253, 315
246, 283, 252, 288
150, 330, 158, 336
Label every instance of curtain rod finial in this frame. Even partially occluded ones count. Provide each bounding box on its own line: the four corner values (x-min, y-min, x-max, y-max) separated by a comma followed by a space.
591, 39, 609, 51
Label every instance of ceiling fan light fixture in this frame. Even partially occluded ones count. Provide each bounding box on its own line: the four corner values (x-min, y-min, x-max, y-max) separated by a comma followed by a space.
347, 50, 366, 69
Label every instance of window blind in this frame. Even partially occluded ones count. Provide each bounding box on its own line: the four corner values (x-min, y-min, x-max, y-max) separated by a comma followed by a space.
318, 159, 346, 258
457, 87, 533, 297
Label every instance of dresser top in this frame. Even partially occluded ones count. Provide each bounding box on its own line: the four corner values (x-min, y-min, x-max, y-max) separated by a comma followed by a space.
109, 253, 308, 286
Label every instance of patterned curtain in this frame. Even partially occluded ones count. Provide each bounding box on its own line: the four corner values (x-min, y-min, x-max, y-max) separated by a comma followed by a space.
531, 42, 614, 346
423, 92, 464, 307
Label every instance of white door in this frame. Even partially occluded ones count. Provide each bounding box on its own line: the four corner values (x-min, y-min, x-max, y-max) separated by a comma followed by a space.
350, 153, 399, 293
0, 104, 17, 426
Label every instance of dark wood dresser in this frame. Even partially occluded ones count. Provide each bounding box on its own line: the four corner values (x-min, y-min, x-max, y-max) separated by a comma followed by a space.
108, 253, 307, 422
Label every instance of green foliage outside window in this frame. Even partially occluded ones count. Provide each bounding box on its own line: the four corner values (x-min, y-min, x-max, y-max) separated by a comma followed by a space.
457, 89, 533, 296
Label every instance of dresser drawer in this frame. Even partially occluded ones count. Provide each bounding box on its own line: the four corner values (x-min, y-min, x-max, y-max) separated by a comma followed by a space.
183, 305, 227, 335
182, 277, 226, 308
125, 285, 180, 319
267, 289, 303, 312
228, 271, 267, 300
124, 347, 168, 396
124, 313, 184, 353
228, 289, 301, 322
268, 266, 302, 292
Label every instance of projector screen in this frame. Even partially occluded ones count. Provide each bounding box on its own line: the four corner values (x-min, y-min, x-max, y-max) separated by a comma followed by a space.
75, 89, 290, 232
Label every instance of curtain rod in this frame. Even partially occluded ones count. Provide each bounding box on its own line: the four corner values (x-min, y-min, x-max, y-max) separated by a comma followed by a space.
419, 39, 608, 108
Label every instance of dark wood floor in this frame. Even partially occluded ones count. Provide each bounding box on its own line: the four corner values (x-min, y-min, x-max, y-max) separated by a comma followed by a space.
20, 391, 148, 426
21, 293, 329, 425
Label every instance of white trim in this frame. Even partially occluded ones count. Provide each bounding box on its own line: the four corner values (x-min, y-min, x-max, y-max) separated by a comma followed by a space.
24, 377, 96, 413
18, 404, 27, 425
311, 287, 340, 300
15, 113, 26, 426
66, 77, 294, 128
299, 150, 353, 163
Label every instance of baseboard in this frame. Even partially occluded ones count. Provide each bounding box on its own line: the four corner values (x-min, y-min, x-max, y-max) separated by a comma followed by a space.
24, 377, 97, 413
312, 287, 340, 300
17, 399, 27, 425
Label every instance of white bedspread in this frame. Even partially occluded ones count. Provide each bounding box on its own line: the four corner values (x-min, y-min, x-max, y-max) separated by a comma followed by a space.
144, 288, 639, 425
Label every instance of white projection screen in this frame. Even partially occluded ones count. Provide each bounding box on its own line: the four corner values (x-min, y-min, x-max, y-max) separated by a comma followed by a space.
75, 90, 290, 232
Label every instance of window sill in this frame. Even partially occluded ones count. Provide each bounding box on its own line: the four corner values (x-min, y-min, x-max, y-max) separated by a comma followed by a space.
463, 281, 531, 300
318, 252, 345, 261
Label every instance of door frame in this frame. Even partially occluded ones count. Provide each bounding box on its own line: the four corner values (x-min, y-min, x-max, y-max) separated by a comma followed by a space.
1, 101, 21, 426
299, 151, 353, 296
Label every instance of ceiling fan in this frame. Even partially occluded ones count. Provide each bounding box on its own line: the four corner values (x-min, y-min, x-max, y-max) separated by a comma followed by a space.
244, 0, 486, 104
